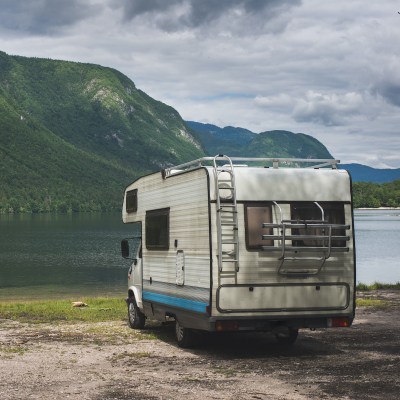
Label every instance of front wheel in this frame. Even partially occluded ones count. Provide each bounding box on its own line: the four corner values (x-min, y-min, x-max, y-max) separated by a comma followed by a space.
275, 327, 299, 345
127, 297, 145, 329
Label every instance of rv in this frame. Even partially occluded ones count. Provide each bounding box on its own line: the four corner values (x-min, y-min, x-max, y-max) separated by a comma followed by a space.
121, 155, 355, 347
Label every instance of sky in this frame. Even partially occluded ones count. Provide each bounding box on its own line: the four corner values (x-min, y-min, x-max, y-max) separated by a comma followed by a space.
1, 0, 399, 168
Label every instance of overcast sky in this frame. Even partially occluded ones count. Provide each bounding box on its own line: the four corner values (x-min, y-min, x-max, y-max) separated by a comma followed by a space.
1, 0, 399, 168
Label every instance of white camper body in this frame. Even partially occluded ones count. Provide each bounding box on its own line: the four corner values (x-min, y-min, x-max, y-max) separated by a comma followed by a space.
121, 155, 356, 347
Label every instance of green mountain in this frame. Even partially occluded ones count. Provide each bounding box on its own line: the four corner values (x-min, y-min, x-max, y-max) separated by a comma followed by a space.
0, 51, 203, 213
0, 52, 335, 213
186, 121, 333, 159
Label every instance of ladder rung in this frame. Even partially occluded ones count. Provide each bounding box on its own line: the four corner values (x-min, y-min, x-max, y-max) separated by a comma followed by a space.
222, 240, 238, 244
219, 271, 238, 276
221, 259, 238, 263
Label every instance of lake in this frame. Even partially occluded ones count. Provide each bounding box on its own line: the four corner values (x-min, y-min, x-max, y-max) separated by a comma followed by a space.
0, 213, 133, 300
0, 210, 399, 300
354, 209, 400, 285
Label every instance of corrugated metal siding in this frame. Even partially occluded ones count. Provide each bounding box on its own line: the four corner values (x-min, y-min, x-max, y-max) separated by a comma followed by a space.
123, 168, 211, 297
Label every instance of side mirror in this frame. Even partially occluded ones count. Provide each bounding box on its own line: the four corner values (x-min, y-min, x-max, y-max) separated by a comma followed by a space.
121, 239, 130, 258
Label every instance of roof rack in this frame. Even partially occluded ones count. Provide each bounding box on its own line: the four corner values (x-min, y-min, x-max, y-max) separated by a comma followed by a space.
163, 155, 340, 178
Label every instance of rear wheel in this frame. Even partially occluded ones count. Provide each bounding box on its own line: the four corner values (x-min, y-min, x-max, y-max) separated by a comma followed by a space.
127, 296, 145, 329
275, 327, 299, 345
175, 320, 197, 348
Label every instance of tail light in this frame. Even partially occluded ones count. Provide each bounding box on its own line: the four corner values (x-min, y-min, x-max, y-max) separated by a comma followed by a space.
327, 317, 351, 327
215, 321, 239, 332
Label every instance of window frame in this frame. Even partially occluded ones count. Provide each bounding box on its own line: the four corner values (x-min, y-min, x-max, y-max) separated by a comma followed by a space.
145, 208, 170, 250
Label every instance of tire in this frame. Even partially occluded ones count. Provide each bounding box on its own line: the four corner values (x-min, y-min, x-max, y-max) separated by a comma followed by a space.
175, 320, 197, 348
127, 296, 145, 329
275, 327, 299, 345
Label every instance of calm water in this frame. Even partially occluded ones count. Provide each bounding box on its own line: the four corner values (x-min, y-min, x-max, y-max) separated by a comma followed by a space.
0, 213, 133, 300
354, 209, 400, 285
0, 210, 399, 300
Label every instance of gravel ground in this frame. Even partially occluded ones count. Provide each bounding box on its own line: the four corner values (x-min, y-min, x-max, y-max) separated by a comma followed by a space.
0, 290, 399, 400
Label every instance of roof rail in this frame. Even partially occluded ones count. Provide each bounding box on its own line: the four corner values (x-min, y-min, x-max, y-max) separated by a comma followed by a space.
163, 155, 340, 178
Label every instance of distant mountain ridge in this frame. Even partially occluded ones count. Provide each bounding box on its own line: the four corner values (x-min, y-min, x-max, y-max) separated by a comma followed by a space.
187, 122, 399, 183
339, 164, 400, 183
186, 121, 333, 159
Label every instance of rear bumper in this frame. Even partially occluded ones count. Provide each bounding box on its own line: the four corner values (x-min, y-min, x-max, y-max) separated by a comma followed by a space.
207, 315, 354, 332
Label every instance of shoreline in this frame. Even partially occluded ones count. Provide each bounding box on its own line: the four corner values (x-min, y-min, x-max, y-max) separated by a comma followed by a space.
0, 285, 399, 304
355, 207, 400, 210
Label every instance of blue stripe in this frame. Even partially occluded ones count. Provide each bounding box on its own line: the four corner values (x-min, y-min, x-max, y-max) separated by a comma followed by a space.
143, 291, 208, 314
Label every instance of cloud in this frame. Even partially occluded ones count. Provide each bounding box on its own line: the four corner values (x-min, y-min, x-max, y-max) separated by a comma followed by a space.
292, 91, 364, 126
373, 81, 400, 107
0, 0, 100, 35
254, 94, 293, 109
113, 0, 301, 34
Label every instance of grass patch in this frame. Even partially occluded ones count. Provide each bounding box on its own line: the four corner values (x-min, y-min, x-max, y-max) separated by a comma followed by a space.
356, 298, 391, 308
0, 297, 126, 323
356, 282, 400, 291
0, 345, 27, 356
212, 365, 237, 378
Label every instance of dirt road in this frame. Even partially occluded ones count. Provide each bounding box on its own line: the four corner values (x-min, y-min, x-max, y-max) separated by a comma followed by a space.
1, 291, 399, 400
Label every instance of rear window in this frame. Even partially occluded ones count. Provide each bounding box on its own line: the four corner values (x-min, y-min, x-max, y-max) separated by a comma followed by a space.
245, 203, 273, 249
291, 202, 346, 247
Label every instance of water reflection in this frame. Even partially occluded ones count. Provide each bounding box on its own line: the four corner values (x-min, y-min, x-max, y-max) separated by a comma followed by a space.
0, 210, 399, 300
0, 213, 133, 299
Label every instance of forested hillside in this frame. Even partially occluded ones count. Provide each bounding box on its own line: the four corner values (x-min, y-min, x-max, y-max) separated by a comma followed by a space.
0, 51, 203, 213
353, 181, 400, 208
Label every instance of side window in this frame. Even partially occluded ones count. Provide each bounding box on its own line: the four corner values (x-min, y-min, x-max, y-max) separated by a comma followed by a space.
245, 203, 273, 249
145, 208, 170, 250
126, 189, 138, 213
291, 203, 345, 247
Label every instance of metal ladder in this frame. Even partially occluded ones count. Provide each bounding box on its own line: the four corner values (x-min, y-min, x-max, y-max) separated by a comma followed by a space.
213, 155, 239, 273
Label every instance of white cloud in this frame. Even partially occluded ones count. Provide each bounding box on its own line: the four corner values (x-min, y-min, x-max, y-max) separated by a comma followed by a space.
292, 91, 364, 126
254, 94, 293, 109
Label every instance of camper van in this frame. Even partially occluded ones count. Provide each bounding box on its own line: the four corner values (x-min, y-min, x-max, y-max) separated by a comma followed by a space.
121, 155, 356, 347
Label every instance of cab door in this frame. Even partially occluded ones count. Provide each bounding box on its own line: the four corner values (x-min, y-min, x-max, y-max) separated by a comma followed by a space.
129, 239, 143, 309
